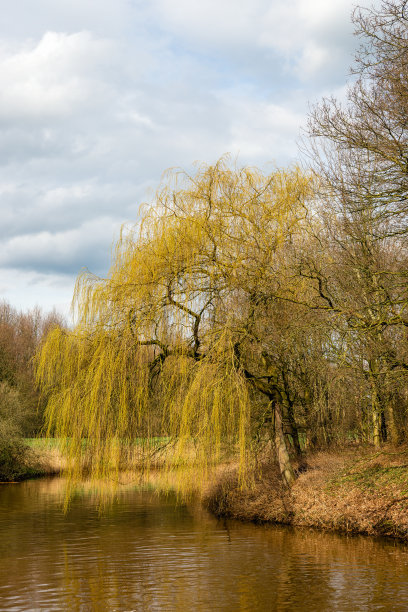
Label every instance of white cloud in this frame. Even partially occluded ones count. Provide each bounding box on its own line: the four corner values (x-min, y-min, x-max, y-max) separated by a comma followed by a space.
217, 92, 305, 162
149, 0, 364, 82
1, 0, 132, 40
0, 31, 114, 122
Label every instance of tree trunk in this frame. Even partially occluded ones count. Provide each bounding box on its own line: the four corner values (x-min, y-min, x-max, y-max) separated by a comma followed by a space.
386, 399, 399, 445
372, 406, 381, 448
369, 366, 387, 448
280, 396, 307, 471
274, 404, 296, 487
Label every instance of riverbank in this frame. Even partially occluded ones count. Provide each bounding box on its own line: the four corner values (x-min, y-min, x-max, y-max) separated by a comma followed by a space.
204, 445, 408, 541
0, 438, 64, 482
8, 440, 408, 542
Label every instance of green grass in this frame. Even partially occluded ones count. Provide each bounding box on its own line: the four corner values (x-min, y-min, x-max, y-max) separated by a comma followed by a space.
25, 436, 171, 449
25, 437, 60, 449
327, 463, 408, 493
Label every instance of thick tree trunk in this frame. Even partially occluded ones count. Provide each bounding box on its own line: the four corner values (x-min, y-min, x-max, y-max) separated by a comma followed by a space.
369, 365, 387, 448
280, 393, 307, 470
386, 399, 399, 445
371, 394, 388, 447
274, 405, 296, 487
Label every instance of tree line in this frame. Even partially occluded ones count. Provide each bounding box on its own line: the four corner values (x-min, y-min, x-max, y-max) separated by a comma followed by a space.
0, 302, 63, 478
35, 0, 408, 485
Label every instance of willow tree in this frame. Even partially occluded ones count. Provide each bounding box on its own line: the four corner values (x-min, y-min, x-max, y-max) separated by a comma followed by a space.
35, 159, 314, 486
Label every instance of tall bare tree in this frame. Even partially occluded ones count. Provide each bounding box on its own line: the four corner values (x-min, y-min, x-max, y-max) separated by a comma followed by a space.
305, 0, 408, 446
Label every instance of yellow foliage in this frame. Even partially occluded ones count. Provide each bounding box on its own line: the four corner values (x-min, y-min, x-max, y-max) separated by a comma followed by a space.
35, 157, 314, 489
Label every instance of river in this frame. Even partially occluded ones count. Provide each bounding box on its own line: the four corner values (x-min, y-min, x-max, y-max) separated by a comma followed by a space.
0, 477, 408, 611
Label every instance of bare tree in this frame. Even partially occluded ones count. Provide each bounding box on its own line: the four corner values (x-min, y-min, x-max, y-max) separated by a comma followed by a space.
305, 0, 408, 445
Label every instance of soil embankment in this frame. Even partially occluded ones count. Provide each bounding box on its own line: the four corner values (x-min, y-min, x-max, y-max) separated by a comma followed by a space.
205, 446, 408, 541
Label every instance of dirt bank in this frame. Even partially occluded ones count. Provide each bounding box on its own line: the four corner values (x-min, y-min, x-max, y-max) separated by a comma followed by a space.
204, 446, 408, 541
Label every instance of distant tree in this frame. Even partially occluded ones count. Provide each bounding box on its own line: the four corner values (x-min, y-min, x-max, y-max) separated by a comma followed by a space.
0, 302, 64, 436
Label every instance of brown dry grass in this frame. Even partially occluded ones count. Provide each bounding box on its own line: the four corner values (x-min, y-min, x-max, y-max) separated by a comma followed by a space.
31, 446, 66, 474
204, 445, 408, 540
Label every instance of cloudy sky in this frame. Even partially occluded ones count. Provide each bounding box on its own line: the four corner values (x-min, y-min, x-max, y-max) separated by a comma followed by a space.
0, 0, 373, 318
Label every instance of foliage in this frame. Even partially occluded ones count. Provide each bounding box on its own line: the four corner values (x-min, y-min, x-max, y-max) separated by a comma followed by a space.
35, 160, 314, 485
0, 382, 31, 480
0, 302, 65, 480
0, 301, 65, 436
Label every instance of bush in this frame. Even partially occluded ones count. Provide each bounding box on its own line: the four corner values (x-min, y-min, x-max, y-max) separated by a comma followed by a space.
0, 382, 32, 480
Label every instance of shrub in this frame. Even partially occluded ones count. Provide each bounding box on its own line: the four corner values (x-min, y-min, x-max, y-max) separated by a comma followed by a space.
0, 382, 32, 480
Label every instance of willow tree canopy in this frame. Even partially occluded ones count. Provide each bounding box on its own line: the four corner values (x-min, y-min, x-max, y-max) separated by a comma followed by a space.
35, 158, 314, 485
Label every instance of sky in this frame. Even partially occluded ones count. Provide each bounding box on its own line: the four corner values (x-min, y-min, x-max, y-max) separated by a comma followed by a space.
0, 0, 375, 319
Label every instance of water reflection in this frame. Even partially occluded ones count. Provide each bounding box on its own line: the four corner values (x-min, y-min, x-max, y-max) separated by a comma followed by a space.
0, 477, 408, 611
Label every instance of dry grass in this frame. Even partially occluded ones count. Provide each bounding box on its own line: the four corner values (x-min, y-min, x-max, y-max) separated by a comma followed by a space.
204, 445, 408, 540
31, 446, 66, 475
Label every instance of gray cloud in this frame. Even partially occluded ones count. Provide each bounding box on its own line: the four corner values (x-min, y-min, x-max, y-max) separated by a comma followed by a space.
0, 217, 119, 276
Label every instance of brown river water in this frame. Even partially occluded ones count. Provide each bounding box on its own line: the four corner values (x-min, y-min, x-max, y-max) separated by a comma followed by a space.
1, 477, 408, 611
